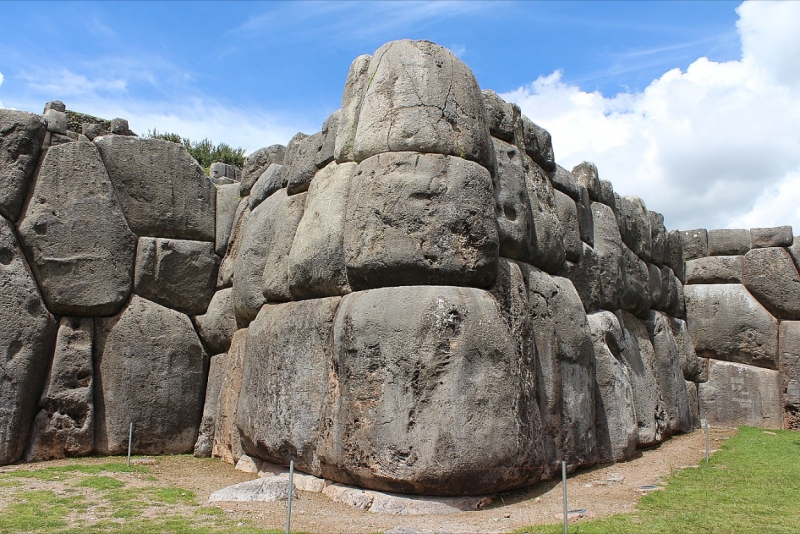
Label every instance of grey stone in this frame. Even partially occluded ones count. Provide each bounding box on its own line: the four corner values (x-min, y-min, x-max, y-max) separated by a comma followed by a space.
685, 255, 743, 284
24, 317, 94, 462
208, 476, 295, 502
277, 471, 331, 492
366, 490, 487, 515
685, 381, 701, 429
482, 90, 518, 143
352, 40, 496, 175
0, 216, 57, 464
248, 164, 286, 210
109, 118, 133, 136
288, 162, 355, 300
526, 161, 566, 274
318, 286, 543, 496
519, 115, 555, 172
95, 135, 216, 241
94, 295, 207, 455
620, 247, 651, 318
215, 183, 240, 256
646, 311, 693, 436
660, 265, 685, 318
194, 353, 227, 458
597, 180, 616, 209
239, 144, 286, 196
334, 54, 372, 163
43, 132, 74, 149
43, 101, 66, 113
680, 228, 708, 261
615, 310, 664, 447
44, 109, 67, 134
684, 284, 778, 369
648, 211, 666, 266
778, 322, 800, 428
707, 229, 750, 256
323, 484, 375, 510
209, 162, 240, 182
216, 199, 249, 289
590, 201, 624, 310
576, 184, 594, 247
648, 263, 664, 309
750, 225, 793, 248
572, 162, 600, 202
664, 230, 685, 283
558, 242, 601, 314
344, 152, 498, 291
0, 109, 46, 221
316, 110, 339, 170
549, 165, 582, 201
698, 359, 782, 428
194, 288, 237, 355
285, 132, 320, 195
616, 196, 651, 261
491, 138, 534, 263
212, 329, 247, 464
232, 189, 304, 325
18, 140, 136, 316
134, 237, 218, 316
668, 317, 708, 383
742, 247, 800, 320
587, 311, 637, 463
238, 297, 341, 476
554, 189, 582, 262
81, 123, 108, 141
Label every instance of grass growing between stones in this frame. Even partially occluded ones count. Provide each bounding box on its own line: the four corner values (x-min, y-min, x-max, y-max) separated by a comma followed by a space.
0, 458, 298, 534
513, 426, 800, 534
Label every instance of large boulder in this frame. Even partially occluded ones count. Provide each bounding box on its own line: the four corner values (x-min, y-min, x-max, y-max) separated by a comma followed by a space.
0, 217, 57, 464
350, 40, 496, 175
288, 162, 355, 300
261, 191, 307, 302
620, 247, 651, 318
344, 152, 498, 291
194, 353, 227, 458
589, 202, 624, 309
616, 196, 651, 261
0, 109, 46, 221
25, 317, 94, 461
94, 295, 207, 455
646, 311, 693, 435
685, 255, 743, 284
778, 321, 800, 428
664, 230, 686, 284
698, 360, 782, 428
525, 162, 566, 273
215, 183, 241, 256
576, 185, 594, 247
519, 116, 555, 172
284, 132, 319, 195
335, 54, 372, 163
680, 228, 708, 261
491, 138, 534, 263
18, 141, 136, 317
707, 229, 750, 256
742, 247, 800, 320
238, 297, 341, 476
554, 189, 582, 262
750, 225, 793, 248
684, 284, 778, 369
193, 288, 237, 354
482, 90, 518, 143
212, 329, 248, 464
572, 162, 600, 202
239, 144, 286, 196
248, 164, 285, 210
134, 237, 219, 316
216, 199, 250, 289
95, 135, 215, 241
318, 286, 542, 496
648, 211, 667, 266
668, 317, 708, 383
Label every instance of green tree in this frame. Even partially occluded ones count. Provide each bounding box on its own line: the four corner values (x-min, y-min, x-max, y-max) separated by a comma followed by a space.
145, 129, 246, 170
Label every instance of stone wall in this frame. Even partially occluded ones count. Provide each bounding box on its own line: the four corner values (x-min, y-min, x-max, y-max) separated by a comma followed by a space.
0, 39, 787, 496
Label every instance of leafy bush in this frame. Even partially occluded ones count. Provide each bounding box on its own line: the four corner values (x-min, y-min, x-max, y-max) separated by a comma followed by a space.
145, 129, 246, 169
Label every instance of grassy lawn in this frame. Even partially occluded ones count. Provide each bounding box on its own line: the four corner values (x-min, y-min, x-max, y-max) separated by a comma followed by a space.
513, 426, 800, 534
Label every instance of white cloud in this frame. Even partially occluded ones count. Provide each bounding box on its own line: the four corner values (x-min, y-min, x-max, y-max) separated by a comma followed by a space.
0, 70, 4, 108
503, 0, 800, 233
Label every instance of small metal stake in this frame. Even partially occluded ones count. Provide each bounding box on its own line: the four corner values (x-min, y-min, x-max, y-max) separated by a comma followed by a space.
562, 460, 568, 534
705, 420, 710, 464
285, 459, 294, 534
127, 422, 133, 468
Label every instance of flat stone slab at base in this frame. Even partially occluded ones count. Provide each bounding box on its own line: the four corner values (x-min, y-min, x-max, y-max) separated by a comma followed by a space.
208, 477, 296, 502
323, 483, 490, 515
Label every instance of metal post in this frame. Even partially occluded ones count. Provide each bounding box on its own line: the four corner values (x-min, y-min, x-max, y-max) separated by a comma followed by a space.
127, 422, 133, 468
562, 460, 568, 534
705, 420, 710, 464
285, 459, 294, 534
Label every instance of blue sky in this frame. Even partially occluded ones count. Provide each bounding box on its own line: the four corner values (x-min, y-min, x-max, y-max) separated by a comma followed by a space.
2, 1, 799, 232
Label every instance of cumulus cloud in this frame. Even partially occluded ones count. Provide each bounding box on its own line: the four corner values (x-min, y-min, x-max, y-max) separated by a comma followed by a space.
502, 1, 800, 232
0, 70, 4, 108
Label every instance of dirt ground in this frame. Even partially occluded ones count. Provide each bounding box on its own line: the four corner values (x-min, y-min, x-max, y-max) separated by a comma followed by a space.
0, 427, 736, 534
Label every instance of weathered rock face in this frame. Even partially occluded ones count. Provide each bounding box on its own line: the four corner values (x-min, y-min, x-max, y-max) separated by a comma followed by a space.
778, 322, 800, 428
616, 196, 651, 261
554, 189, 582, 262
134, 237, 219, 316
685, 255, 743, 284
0, 216, 57, 464
344, 152, 498, 291
742, 247, 800, 320
95, 135, 215, 241
217, 199, 250, 289
18, 141, 136, 317
94, 296, 207, 455
248, 164, 285, 210
492, 138, 534, 263
668, 317, 707, 383
707, 229, 750, 256
750, 225, 792, 249
318, 286, 542, 496
212, 329, 247, 464
646, 311, 693, 436
194, 353, 227, 458
215, 183, 241, 256
350, 40, 496, 174
25, 317, 94, 461
194, 288, 237, 355
526, 163, 566, 274
238, 297, 341, 476
681, 228, 708, 260
239, 144, 286, 196
0, 110, 46, 221
699, 359, 782, 428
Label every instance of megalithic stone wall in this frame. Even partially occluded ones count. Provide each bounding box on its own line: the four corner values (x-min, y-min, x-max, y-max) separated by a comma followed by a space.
0, 40, 789, 496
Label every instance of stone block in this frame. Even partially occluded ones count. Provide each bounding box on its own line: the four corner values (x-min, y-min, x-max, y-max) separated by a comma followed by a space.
685, 255, 744, 284
554, 189, 582, 262
44, 109, 67, 134
194, 353, 227, 458
750, 225, 793, 248
680, 228, 708, 261
213, 329, 248, 464
743, 247, 800, 320
194, 288, 237, 355
0, 109, 46, 221
572, 162, 600, 202
698, 360, 782, 428
215, 183, 240, 256
239, 144, 286, 196
248, 164, 286, 210
707, 228, 750, 256
492, 138, 534, 263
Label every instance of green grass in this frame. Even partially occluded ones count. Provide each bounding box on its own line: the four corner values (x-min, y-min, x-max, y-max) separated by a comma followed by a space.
513, 426, 800, 534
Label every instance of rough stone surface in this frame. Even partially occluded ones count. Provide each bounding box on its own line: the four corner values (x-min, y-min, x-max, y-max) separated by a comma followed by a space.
616, 196, 651, 261
194, 353, 227, 458
288, 162, 355, 300
481, 90, 518, 143
572, 162, 600, 202
519, 116, 555, 172
238, 298, 341, 476
95, 135, 215, 240
684, 284, 778, 369
554, 189, 582, 262
778, 321, 800, 424
318, 286, 542, 496
215, 183, 240, 256
668, 317, 708, 383
248, 164, 285, 210
750, 225, 793, 249
620, 247, 650, 318
352, 40, 496, 174
316, 110, 339, 170
680, 228, 708, 261
699, 360, 782, 428
94, 296, 207, 455
216, 200, 249, 289
597, 180, 616, 209
587, 311, 637, 463
261, 191, 307, 302
685, 256, 743, 284
549, 165, 582, 201
208, 477, 295, 502
285, 132, 320, 195
492, 138, 534, 263
134, 237, 219, 316
334, 54, 372, 163
344, 152, 498, 291
648, 211, 666, 266
239, 144, 286, 196
209, 162, 240, 183
18, 140, 136, 317
707, 229, 750, 256
576, 185, 594, 247
194, 288, 237, 355
646, 311, 693, 435
44, 109, 67, 134
526, 162, 566, 273
648, 263, 664, 309
24, 317, 94, 462
212, 329, 247, 464
742, 247, 800, 320
660, 265, 685, 318
0, 109, 46, 221
664, 230, 686, 284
